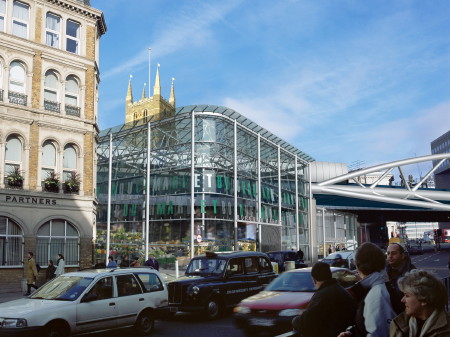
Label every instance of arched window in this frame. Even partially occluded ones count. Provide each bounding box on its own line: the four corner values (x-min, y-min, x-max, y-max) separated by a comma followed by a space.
45, 12, 60, 48
41, 140, 56, 181
63, 144, 77, 178
0, 216, 23, 266
36, 219, 79, 266
65, 75, 80, 117
5, 135, 22, 177
44, 70, 60, 112
9, 61, 26, 105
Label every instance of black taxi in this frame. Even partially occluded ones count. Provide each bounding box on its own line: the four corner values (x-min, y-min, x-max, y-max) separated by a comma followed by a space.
168, 251, 276, 319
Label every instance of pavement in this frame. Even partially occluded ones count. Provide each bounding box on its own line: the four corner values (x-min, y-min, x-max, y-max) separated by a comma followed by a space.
0, 267, 179, 304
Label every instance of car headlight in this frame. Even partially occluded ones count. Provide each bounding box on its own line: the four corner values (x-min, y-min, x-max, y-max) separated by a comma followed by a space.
279, 308, 305, 317
233, 306, 251, 314
1, 318, 28, 328
187, 285, 200, 296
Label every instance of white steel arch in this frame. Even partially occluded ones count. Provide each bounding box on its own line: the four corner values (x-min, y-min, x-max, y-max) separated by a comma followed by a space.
311, 153, 450, 211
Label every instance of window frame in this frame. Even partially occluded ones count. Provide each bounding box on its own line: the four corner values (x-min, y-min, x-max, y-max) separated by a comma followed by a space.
12, 1, 29, 39
0, 0, 7, 33
44, 70, 60, 112
45, 12, 61, 48
4, 135, 23, 178
0, 216, 24, 267
9, 60, 26, 94
36, 219, 80, 267
66, 19, 80, 54
41, 140, 57, 182
63, 144, 77, 182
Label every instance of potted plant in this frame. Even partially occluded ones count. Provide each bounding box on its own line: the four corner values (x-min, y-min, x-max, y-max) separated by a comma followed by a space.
43, 171, 60, 192
63, 171, 81, 193
6, 167, 24, 188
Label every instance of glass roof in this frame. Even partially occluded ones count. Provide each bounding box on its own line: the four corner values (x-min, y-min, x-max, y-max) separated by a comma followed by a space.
99, 104, 315, 162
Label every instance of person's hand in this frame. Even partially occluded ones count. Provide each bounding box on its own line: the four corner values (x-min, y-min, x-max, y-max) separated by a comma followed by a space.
337, 332, 352, 337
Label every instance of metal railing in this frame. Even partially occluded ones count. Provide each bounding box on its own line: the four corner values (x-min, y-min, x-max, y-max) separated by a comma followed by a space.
65, 104, 80, 117
44, 99, 61, 113
8, 91, 27, 106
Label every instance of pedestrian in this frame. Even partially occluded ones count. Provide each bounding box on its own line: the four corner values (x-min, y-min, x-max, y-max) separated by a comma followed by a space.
46, 260, 56, 281
55, 253, 65, 276
390, 269, 450, 337
144, 254, 159, 271
386, 243, 416, 295
338, 242, 397, 337
130, 257, 141, 267
119, 255, 130, 268
107, 255, 117, 268
328, 246, 332, 255
24, 252, 39, 296
297, 248, 304, 261
292, 262, 356, 337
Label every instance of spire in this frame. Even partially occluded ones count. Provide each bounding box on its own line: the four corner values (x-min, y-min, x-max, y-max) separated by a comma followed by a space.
126, 74, 133, 103
169, 77, 176, 108
153, 64, 161, 96
142, 83, 147, 100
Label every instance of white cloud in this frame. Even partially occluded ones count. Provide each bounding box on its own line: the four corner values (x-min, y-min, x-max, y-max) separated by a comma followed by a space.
102, 0, 243, 80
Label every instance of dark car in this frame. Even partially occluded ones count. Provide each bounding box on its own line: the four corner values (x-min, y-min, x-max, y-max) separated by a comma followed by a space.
266, 250, 307, 273
233, 267, 360, 336
167, 251, 277, 320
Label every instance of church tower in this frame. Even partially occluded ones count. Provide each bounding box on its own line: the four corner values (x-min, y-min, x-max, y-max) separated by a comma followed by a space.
125, 65, 176, 124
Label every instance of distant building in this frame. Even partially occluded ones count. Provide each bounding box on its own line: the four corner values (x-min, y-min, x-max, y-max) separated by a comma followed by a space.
0, 0, 106, 292
431, 130, 450, 227
431, 130, 450, 189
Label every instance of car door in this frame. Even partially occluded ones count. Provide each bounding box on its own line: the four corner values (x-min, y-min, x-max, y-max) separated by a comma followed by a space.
115, 274, 145, 327
135, 272, 168, 308
244, 256, 260, 295
256, 256, 276, 288
76, 276, 117, 334
223, 258, 250, 306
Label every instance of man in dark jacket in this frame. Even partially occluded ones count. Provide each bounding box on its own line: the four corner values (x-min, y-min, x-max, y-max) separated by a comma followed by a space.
386, 243, 415, 294
144, 254, 159, 271
292, 262, 356, 337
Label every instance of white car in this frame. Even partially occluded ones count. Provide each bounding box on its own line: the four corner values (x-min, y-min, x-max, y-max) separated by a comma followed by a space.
0, 267, 168, 337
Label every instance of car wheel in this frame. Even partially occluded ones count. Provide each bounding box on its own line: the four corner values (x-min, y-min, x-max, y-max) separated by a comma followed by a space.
135, 311, 155, 335
205, 297, 221, 320
43, 322, 69, 337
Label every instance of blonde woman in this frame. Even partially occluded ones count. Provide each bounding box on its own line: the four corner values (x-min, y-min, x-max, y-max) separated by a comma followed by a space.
55, 253, 65, 276
390, 269, 450, 337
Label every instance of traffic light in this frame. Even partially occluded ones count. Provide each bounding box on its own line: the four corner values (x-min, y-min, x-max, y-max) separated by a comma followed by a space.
434, 229, 437, 235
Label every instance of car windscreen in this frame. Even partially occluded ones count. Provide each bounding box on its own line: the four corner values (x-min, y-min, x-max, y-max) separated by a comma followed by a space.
30, 276, 94, 301
186, 257, 226, 276
265, 272, 315, 292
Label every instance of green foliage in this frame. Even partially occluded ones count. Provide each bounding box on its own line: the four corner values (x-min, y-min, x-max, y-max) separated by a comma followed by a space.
6, 167, 23, 187
63, 171, 81, 193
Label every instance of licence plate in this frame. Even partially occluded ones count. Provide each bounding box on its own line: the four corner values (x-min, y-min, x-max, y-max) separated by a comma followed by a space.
249, 318, 274, 326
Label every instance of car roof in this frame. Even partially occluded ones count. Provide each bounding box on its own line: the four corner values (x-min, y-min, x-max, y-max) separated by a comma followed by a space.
324, 251, 354, 259
58, 267, 160, 278
266, 251, 298, 254
195, 251, 269, 259
284, 266, 355, 274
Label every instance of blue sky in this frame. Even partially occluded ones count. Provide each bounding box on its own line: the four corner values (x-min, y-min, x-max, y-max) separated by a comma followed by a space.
91, 0, 450, 178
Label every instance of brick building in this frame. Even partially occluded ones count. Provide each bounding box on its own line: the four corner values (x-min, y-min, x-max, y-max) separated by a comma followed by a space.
0, 0, 105, 293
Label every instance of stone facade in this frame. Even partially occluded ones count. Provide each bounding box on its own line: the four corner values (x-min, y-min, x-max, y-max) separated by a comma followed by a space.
0, 0, 106, 293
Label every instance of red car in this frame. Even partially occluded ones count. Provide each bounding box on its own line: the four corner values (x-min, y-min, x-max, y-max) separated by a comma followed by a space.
233, 267, 360, 336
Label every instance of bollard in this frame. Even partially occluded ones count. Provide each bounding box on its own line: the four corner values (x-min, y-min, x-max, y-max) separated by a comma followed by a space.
175, 259, 179, 278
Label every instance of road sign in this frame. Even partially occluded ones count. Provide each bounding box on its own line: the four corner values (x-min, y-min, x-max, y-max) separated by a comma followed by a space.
196, 234, 202, 243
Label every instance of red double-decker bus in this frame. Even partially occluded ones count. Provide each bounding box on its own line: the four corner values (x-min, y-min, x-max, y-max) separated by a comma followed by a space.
442, 229, 450, 243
